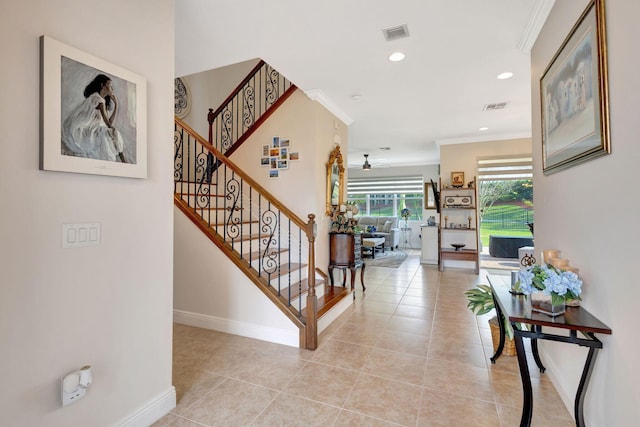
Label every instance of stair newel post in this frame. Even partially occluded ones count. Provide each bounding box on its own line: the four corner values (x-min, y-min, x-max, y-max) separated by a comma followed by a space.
207, 108, 214, 144
204, 108, 215, 184
305, 214, 318, 350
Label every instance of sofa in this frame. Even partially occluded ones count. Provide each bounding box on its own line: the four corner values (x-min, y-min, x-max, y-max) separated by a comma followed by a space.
356, 216, 400, 250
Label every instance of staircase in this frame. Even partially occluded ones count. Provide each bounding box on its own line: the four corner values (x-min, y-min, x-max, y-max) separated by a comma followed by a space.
173, 61, 351, 350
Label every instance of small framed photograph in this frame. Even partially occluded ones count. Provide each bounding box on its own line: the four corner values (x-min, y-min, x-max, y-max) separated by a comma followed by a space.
277, 160, 288, 169
260, 157, 270, 166
269, 148, 279, 157
289, 151, 299, 161
262, 145, 270, 156
279, 148, 288, 159
279, 138, 290, 148
269, 169, 279, 178
451, 171, 464, 188
270, 157, 277, 169
272, 136, 280, 147
40, 35, 147, 178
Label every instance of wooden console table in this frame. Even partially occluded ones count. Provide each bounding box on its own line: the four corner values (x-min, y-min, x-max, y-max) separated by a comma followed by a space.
487, 274, 611, 427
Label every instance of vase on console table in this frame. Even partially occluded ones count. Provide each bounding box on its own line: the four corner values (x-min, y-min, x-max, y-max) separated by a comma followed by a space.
529, 292, 565, 317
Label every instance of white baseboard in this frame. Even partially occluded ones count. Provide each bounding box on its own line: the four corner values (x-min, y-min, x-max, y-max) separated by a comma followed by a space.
174, 309, 299, 347
116, 386, 176, 427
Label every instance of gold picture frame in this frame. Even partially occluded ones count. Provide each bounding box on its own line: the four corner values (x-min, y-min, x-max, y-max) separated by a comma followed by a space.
451, 171, 464, 188
540, 0, 610, 175
425, 182, 436, 209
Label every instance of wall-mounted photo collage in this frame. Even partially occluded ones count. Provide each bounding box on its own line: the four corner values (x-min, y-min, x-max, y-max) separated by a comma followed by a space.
261, 136, 299, 178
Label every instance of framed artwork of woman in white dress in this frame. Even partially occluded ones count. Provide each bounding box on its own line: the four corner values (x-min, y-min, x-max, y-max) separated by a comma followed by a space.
40, 35, 147, 178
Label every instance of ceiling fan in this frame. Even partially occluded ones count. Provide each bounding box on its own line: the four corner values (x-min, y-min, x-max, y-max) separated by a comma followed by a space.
361, 153, 390, 170
362, 154, 371, 170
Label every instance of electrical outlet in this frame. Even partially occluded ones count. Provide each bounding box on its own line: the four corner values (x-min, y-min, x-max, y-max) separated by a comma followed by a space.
61, 366, 92, 406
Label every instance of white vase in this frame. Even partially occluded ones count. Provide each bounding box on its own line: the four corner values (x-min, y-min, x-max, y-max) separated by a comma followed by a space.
530, 292, 565, 317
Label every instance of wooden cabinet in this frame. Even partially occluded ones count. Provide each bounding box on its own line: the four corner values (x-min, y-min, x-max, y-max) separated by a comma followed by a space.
439, 177, 479, 273
328, 233, 365, 292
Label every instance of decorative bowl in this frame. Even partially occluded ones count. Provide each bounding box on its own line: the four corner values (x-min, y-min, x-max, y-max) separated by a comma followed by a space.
451, 243, 466, 251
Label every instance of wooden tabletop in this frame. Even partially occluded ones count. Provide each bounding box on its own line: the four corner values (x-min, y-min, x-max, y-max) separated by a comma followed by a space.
486, 274, 612, 335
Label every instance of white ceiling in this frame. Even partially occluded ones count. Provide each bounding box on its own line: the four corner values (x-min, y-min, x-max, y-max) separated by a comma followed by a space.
175, 0, 554, 168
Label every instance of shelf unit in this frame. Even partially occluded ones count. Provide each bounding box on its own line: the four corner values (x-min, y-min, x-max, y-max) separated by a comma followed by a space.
438, 177, 479, 273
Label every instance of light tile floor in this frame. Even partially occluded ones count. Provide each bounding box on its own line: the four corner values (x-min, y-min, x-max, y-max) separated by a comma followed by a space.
154, 253, 574, 426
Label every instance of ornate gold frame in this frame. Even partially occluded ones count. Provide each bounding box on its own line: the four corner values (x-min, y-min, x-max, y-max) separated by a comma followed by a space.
326, 145, 345, 216
540, 0, 610, 174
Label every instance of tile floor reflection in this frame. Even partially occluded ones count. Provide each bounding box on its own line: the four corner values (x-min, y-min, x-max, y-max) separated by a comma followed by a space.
154, 253, 574, 426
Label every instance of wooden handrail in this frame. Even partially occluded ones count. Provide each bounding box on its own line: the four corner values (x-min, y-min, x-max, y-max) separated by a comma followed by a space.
217, 84, 297, 159
176, 117, 309, 234
205, 60, 297, 159
208, 60, 266, 120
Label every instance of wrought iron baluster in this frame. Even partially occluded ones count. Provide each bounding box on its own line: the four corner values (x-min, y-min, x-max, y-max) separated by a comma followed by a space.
243, 79, 255, 131
261, 203, 278, 286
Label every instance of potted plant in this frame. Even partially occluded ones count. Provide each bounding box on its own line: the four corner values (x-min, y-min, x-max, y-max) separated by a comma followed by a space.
464, 284, 516, 356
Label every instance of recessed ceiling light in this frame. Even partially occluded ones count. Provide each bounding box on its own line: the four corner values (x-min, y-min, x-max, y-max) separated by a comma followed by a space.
351, 94, 363, 102
497, 72, 513, 80
379, 147, 391, 151
479, 127, 489, 131
388, 52, 406, 62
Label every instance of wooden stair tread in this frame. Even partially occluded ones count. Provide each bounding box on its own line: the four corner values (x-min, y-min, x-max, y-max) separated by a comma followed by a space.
228, 232, 264, 242
212, 220, 259, 227
258, 263, 306, 278
243, 248, 289, 261
302, 286, 350, 318
273, 276, 325, 301
192, 206, 245, 211
177, 192, 225, 197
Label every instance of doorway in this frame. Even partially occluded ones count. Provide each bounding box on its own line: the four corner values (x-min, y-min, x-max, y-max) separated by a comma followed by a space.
477, 156, 534, 270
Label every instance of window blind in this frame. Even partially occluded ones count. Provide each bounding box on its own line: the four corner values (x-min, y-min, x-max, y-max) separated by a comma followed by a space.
477, 156, 533, 181
347, 176, 424, 195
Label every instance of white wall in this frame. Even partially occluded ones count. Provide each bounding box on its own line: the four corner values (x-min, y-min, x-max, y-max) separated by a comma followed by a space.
532, 1, 640, 424
0, 1, 175, 426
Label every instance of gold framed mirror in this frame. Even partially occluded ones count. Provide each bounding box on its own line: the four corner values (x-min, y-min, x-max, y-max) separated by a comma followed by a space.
326, 145, 345, 216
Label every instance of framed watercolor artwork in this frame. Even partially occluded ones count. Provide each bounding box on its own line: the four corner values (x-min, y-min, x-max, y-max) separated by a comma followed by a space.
540, 0, 610, 174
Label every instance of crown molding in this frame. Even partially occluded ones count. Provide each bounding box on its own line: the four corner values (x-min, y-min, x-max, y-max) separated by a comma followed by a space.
304, 89, 354, 126
517, 0, 556, 53
435, 131, 532, 147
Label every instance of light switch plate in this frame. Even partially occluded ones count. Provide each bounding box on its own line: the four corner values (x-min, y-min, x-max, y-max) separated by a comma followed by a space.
62, 223, 101, 248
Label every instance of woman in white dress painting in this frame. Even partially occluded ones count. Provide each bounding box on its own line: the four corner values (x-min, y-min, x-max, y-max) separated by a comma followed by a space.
62, 74, 127, 163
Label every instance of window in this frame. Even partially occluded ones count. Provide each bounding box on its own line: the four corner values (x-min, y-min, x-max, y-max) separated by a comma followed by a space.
347, 176, 423, 220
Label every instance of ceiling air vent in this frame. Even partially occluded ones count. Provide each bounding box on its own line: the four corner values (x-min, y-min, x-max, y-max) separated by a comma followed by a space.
483, 102, 508, 111
382, 24, 409, 41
